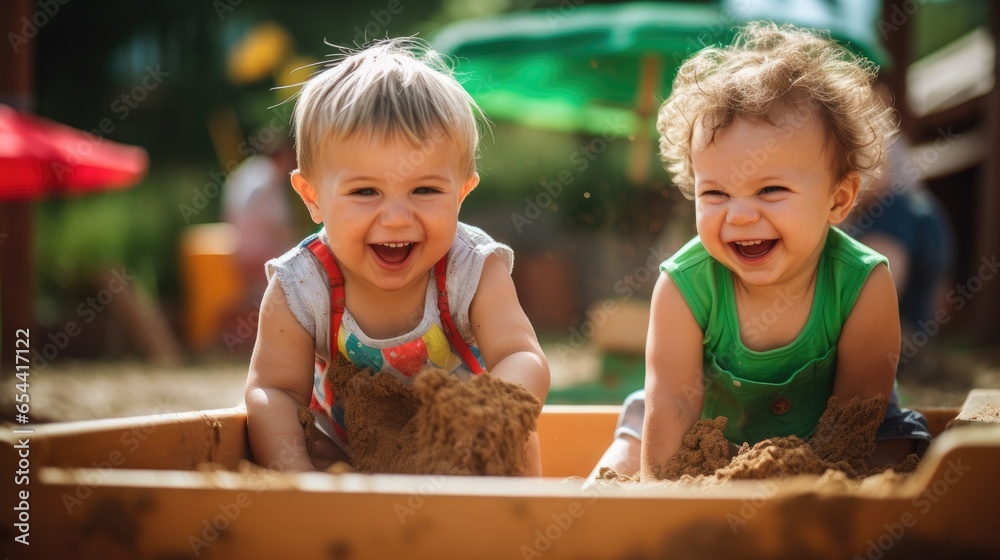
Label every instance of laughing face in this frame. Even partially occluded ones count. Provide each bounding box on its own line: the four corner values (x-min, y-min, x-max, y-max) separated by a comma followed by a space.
691, 106, 858, 289
292, 131, 478, 294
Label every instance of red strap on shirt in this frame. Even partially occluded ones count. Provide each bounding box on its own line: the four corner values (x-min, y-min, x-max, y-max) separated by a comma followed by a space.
306, 237, 345, 351
435, 255, 486, 375
304, 238, 485, 375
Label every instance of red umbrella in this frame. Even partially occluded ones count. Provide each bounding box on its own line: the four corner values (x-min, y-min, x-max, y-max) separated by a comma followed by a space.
0, 103, 148, 201
0, 103, 151, 380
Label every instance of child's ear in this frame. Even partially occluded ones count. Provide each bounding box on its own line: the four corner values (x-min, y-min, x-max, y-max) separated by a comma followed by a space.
291, 170, 323, 224
828, 171, 860, 225
458, 172, 479, 205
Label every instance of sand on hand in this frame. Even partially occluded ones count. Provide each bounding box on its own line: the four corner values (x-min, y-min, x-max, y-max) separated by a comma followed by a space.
619, 394, 920, 485
311, 356, 542, 476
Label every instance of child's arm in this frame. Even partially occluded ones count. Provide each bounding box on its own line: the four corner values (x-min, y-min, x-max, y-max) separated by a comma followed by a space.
640, 272, 705, 480
468, 255, 550, 402
833, 264, 900, 401
468, 255, 550, 476
244, 278, 324, 471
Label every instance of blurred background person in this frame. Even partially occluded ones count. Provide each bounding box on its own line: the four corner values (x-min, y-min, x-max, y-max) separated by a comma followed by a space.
844, 125, 955, 379
222, 135, 298, 307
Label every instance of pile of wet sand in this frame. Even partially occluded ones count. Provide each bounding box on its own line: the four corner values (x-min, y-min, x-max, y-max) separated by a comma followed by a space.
602, 394, 920, 486
302, 356, 542, 476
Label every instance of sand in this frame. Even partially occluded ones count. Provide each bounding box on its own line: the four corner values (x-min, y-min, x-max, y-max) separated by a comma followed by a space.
308, 355, 542, 476
603, 394, 919, 486
651, 416, 733, 480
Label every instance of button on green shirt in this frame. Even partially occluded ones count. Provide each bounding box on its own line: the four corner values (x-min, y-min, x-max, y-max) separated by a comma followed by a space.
661, 227, 888, 445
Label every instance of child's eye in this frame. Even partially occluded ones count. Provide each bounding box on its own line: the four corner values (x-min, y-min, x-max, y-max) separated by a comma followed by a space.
699, 190, 729, 199
759, 186, 787, 196
351, 187, 378, 196
413, 186, 441, 195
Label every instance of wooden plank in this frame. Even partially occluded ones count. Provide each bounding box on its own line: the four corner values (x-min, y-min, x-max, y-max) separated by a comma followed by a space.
537, 405, 619, 478
1, 407, 249, 471
6, 404, 959, 475
949, 389, 1000, 428
11, 424, 1000, 560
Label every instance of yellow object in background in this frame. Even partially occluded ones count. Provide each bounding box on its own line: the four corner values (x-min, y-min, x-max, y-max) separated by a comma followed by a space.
227, 22, 294, 85
179, 223, 244, 350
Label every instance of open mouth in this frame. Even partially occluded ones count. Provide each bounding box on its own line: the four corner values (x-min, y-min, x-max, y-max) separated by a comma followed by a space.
370, 242, 415, 267
730, 239, 777, 259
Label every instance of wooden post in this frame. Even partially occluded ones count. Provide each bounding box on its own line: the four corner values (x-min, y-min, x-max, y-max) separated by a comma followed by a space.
0, 0, 36, 380
880, 0, 915, 140
971, 4, 1000, 343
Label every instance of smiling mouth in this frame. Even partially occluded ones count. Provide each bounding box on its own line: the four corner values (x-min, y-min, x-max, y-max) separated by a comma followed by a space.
371, 242, 414, 265
730, 239, 777, 259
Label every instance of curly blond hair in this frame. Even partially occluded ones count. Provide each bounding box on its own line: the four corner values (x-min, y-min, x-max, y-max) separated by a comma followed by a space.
657, 21, 896, 199
293, 37, 484, 180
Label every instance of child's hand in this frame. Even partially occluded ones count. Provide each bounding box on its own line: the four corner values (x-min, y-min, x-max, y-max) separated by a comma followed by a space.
649, 416, 732, 481
330, 356, 541, 476
808, 393, 888, 473
409, 370, 541, 476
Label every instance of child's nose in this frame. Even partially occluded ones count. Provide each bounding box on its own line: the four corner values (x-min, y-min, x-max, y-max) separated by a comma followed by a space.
379, 198, 414, 226
725, 198, 760, 225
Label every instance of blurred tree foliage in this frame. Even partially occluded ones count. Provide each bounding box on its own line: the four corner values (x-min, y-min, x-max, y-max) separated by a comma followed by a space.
30, 0, 672, 320
31, 0, 525, 319
27, 0, 987, 332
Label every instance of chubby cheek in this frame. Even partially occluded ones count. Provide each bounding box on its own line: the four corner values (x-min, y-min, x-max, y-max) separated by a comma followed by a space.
694, 211, 729, 260
326, 217, 369, 254
694, 206, 723, 238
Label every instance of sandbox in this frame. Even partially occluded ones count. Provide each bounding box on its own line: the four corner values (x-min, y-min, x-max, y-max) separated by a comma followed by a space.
1, 390, 998, 559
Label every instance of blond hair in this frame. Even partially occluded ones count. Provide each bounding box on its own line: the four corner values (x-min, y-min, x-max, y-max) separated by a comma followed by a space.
657, 21, 896, 199
292, 37, 483, 179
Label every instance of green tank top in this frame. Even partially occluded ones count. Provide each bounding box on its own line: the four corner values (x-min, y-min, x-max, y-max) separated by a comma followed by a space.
661, 227, 887, 445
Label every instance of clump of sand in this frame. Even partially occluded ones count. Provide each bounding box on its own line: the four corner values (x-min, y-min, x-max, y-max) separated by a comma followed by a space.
610, 394, 919, 486
309, 356, 541, 476
651, 416, 733, 480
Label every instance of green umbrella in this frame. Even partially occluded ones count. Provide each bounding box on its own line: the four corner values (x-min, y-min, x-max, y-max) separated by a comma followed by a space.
431, 1, 886, 183
434, 2, 733, 184
433, 2, 729, 135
